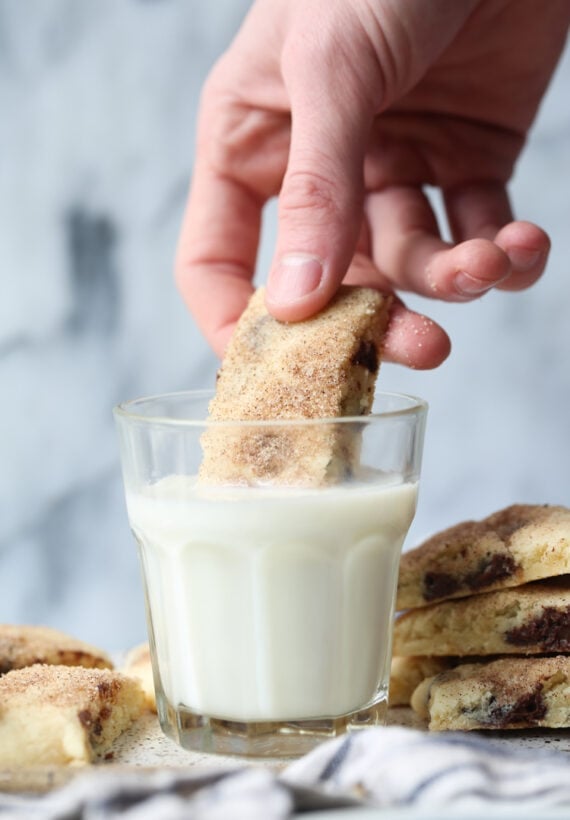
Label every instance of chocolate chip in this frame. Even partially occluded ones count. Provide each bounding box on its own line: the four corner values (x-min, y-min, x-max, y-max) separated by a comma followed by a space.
423, 571, 460, 601
461, 688, 547, 728
422, 553, 517, 603
351, 341, 378, 373
78, 709, 92, 728
506, 606, 570, 651
465, 553, 517, 591
487, 690, 547, 728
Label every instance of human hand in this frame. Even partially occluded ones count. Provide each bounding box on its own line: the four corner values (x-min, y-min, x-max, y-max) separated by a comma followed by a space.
176, 0, 569, 367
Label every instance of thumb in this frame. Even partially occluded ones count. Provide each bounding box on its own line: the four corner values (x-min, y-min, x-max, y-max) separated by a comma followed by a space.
265, 43, 375, 321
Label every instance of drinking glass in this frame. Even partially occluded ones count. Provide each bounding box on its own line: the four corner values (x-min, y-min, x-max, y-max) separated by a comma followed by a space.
114, 390, 427, 757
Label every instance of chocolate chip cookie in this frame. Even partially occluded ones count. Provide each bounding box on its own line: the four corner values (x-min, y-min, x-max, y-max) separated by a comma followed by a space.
397, 504, 570, 610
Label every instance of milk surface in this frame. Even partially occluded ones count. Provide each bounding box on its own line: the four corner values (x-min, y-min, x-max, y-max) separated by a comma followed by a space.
127, 474, 417, 721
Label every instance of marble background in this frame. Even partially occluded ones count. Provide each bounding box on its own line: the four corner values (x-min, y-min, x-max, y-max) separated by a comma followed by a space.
1, 1, 569, 651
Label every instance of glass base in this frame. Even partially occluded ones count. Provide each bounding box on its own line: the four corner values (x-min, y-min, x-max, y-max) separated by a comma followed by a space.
156, 694, 388, 758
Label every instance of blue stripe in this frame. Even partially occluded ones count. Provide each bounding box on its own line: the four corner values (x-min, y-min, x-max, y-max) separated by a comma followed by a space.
318, 735, 354, 782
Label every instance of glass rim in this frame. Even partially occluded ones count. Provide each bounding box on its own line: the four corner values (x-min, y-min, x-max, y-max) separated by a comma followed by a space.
113, 389, 428, 429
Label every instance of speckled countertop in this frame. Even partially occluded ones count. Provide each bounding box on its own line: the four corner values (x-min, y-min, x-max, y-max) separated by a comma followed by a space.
109, 707, 570, 768
3, 707, 569, 795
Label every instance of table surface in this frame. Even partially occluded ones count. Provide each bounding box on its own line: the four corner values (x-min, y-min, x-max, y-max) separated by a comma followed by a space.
3, 706, 570, 795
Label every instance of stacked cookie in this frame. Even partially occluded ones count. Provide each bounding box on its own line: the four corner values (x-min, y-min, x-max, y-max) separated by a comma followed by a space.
390, 504, 570, 731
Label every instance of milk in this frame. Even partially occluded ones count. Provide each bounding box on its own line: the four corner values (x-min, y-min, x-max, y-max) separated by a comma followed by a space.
127, 474, 417, 722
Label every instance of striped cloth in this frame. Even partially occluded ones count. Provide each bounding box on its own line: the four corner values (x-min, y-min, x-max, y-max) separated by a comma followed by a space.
2, 727, 570, 817
284, 726, 570, 812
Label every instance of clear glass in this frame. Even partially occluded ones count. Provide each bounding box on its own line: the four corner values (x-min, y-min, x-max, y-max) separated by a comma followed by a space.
114, 390, 427, 757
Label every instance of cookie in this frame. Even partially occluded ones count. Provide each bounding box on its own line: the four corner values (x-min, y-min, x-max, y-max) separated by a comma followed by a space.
122, 642, 156, 711
393, 579, 570, 657
0, 664, 146, 766
200, 286, 391, 487
0, 624, 112, 675
389, 656, 455, 706
411, 655, 570, 731
397, 504, 570, 610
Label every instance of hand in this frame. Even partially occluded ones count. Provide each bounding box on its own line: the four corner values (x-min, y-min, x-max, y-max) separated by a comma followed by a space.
175, 0, 569, 367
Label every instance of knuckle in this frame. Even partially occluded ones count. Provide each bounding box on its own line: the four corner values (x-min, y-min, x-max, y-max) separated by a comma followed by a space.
198, 100, 239, 172
197, 68, 249, 176
279, 170, 342, 225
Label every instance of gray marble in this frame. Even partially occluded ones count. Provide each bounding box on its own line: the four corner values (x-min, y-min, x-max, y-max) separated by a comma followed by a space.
1, 1, 569, 651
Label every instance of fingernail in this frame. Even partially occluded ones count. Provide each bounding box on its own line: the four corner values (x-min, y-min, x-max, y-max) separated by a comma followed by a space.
507, 247, 541, 272
455, 271, 501, 296
267, 254, 323, 303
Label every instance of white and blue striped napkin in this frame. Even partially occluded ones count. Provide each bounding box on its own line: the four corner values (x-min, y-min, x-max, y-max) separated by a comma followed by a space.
2, 727, 570, 818
285, 726, 570, 812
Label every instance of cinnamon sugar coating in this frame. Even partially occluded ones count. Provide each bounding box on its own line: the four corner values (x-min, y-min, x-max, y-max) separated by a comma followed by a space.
397, 504, 570, 610
412, 655, 570, 731
0, 624, 112, 675
0, 664, 146, 766
200, 286, 391, 486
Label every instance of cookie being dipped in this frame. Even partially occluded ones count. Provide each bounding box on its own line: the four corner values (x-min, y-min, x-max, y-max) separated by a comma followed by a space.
200, 286, 391, 487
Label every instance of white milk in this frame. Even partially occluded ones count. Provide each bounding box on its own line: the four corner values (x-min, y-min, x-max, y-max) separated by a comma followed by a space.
127, 475, 417, 722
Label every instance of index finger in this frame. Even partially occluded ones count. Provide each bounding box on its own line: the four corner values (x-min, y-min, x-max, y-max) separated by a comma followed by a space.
175, 162, 264, 357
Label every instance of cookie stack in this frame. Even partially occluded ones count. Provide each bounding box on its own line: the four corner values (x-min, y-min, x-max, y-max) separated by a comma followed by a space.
390, 504, 570, 731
